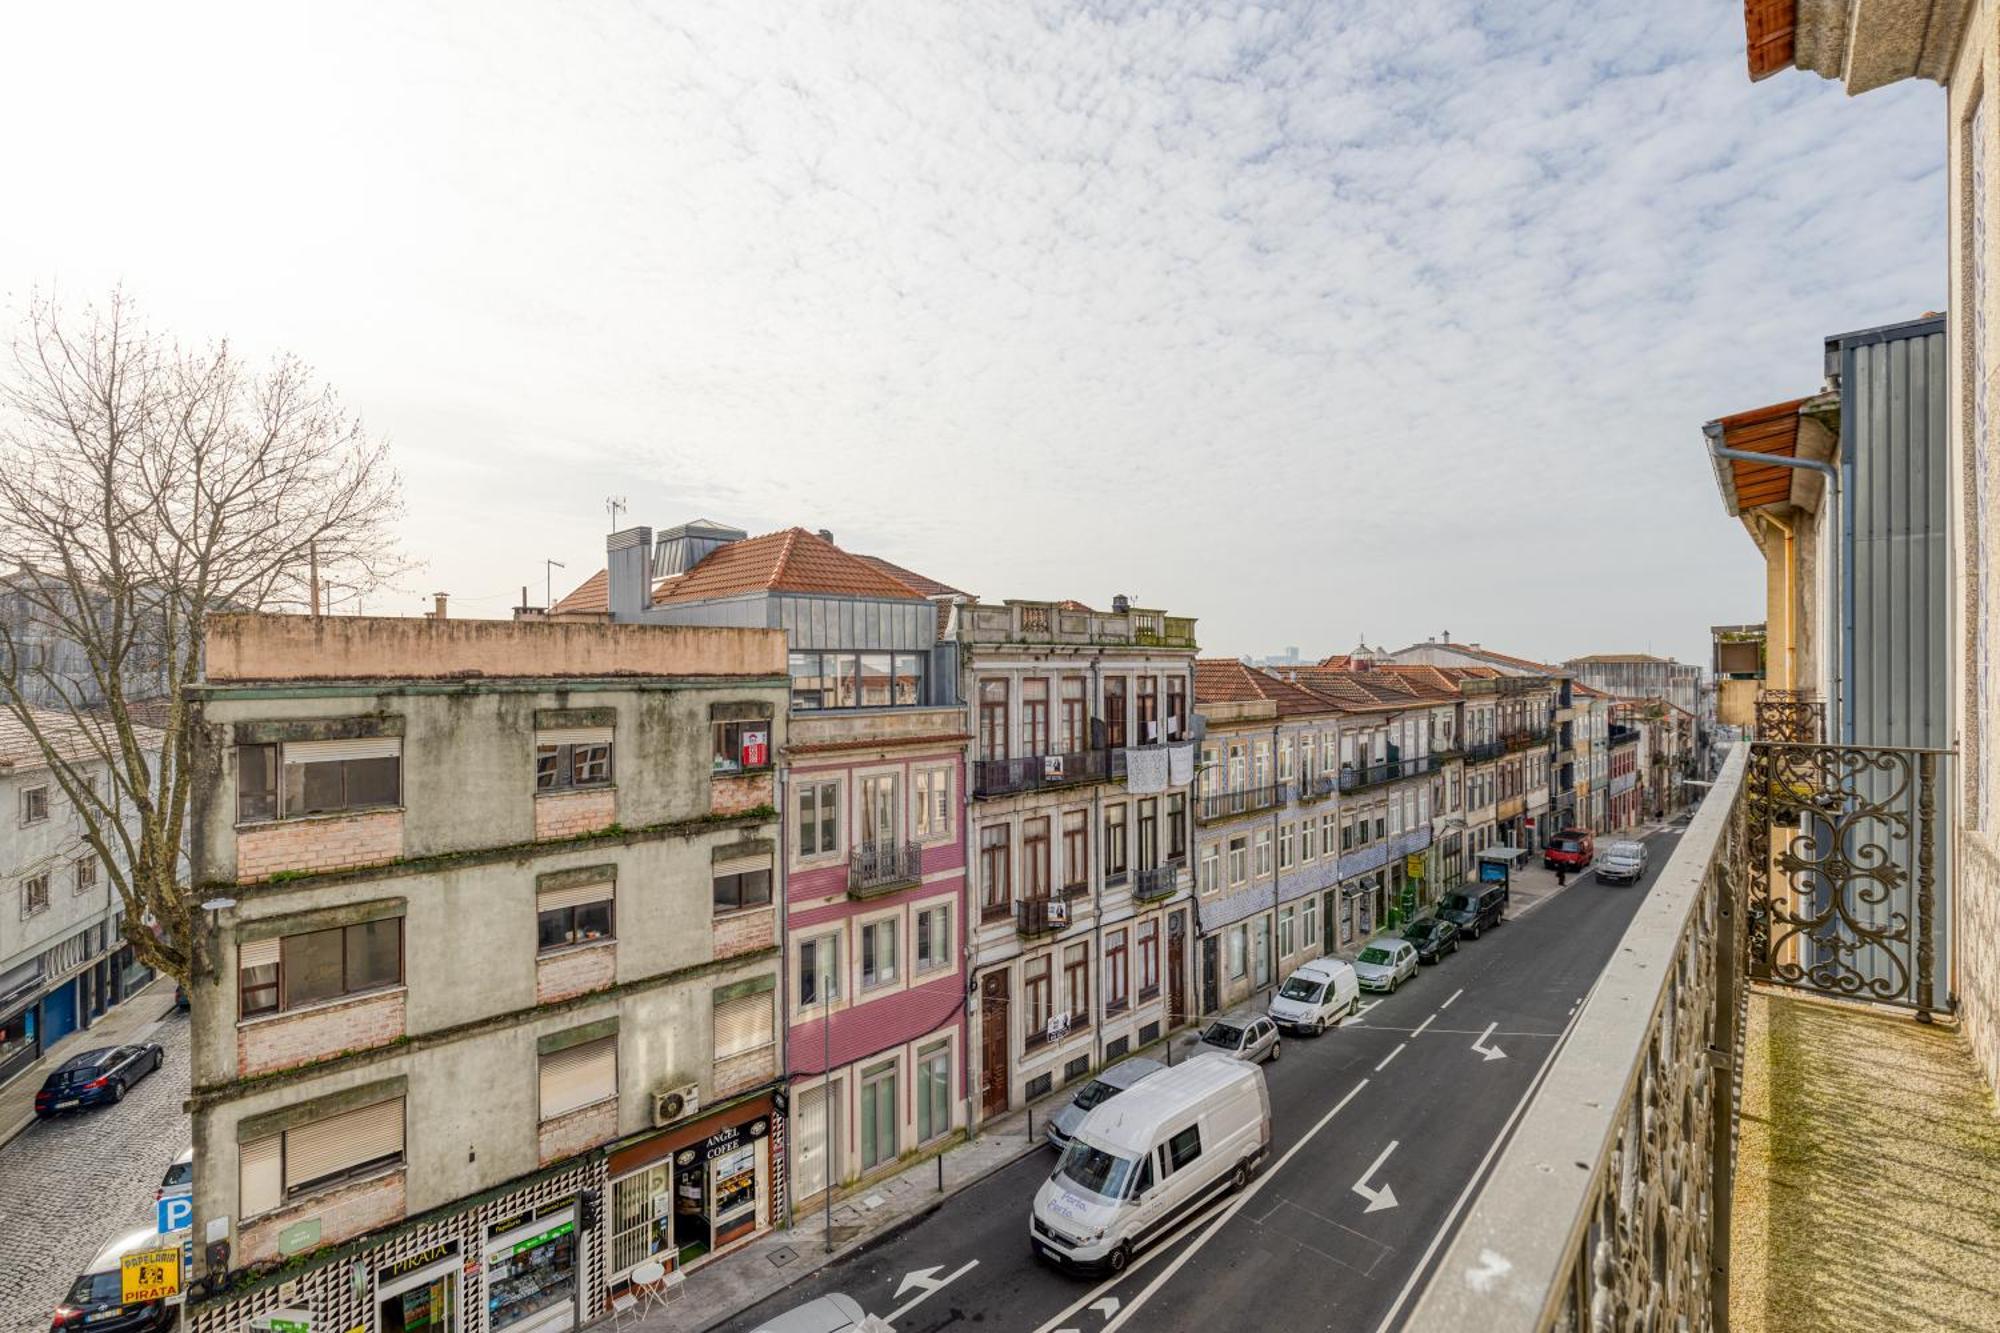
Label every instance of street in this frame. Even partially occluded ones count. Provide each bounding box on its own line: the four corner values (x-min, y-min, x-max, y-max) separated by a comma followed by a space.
0, 999, 190, 1333
713, 827, 1684, 1333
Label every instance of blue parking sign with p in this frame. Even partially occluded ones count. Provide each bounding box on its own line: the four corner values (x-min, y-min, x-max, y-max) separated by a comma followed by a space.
157, 1195, 193, 1234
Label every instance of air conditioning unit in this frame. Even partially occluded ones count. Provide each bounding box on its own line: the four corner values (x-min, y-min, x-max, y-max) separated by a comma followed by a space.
1047, 899, 1070, 927
1043, 754, 1066, 779
652, 1082, 701, 1128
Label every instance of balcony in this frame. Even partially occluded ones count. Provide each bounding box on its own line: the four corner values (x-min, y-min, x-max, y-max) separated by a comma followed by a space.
1464, 738, 1505, 763
1754, 687, 1826, 743
974, 748, 1110, 798
1015, 896, 1070, 937
847, 840, 923, 899
1404, 739, 1978, 1331
1197, 782, 1286, 823
1337, 755, 1434, 794
1294, 773, 1338, 803
1501, 724, 1552, 752
1608, 723, 1640, 748
1131, 863, 1181, 901
959, 600, 1198, 651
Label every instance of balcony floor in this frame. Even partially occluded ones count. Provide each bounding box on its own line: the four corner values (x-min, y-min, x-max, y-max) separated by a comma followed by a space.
1732, 990, 2000, 1332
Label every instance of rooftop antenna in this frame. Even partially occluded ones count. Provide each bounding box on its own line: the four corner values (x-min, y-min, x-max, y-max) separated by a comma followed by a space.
606, 496, 628, 531
545, 558, 566, 613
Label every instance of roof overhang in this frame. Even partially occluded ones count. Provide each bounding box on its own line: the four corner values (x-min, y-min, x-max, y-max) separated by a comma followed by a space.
1702, 393, 1838, 519
1744, 0, 1970, 94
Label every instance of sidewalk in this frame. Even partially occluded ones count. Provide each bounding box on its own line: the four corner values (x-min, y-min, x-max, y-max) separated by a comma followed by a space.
0, 977, 176, 1147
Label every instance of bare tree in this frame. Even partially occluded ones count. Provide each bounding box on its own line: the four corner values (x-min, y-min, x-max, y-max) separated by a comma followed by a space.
0, 291, 403, 983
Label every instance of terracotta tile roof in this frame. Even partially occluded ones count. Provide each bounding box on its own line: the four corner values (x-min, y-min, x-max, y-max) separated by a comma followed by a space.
551, 568, 608, 615
1194, 660, 1339, 716
552, 527, 936, 615
854, 554, 969, 600
0, 706, 162, 769
1056, 599, 1094, 613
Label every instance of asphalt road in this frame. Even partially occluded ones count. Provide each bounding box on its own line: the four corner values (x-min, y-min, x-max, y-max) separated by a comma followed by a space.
713, 826, 1685, 1333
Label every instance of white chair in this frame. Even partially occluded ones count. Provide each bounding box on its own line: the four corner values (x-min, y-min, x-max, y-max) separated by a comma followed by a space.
609, 1293, 639, 1330
660, 1268, 686, 1305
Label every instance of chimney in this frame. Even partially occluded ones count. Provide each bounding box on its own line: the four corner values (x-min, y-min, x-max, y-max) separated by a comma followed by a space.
1112, 594, 1131, 614
1443, 629, 1451, 644
607, 526, 654, 622
429, 592, 449, 620
816, 528, 834, 544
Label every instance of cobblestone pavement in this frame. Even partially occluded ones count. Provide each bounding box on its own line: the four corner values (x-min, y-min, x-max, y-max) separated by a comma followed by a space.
0, 1004, 190, 1333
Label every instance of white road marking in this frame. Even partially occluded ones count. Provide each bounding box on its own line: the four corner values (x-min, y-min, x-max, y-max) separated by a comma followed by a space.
1440, 988, 1463, 1010
1374, 1043, 1406, 1072
1350, 1140, 1400, 1214
1024, 1199, 1237, 1333
886, 1259, 978, 1323
1469, 1022, 1508, 1063
1411, 1012, 1436, 1037
1089, 1297, 1120, 1317
1091, 1080, 1371, 1333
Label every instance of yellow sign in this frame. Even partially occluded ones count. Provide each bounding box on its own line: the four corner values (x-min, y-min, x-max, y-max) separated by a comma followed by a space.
1404, 852, 1427, 878
122, 1246, 182, 1303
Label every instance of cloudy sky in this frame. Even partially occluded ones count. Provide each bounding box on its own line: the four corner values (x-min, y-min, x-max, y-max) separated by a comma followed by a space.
0, 1, 1946, 666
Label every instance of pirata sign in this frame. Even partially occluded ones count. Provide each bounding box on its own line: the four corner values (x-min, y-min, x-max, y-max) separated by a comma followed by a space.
121, 1246, 182, 1303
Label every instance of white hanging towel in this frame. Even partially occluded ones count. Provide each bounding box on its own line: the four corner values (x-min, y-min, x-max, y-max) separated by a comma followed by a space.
1125, 745, 1169, 795
1168, 742, 1196, 787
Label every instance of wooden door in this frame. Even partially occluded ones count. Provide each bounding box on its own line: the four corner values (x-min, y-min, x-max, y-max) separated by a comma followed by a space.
980, 972, 1011, 1118
1167, 913, 1187, 1030
1200, 934, 1220, 1016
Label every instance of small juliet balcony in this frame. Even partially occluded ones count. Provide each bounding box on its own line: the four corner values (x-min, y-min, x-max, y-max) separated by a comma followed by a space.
1464, 738, 1506, 763
1294, 773, 1338, 803
974, 748, 1111, 798
847, 840, 924, 899
1500, 724, 1552, 751
1131, 862, 1181, 902
1197, 782, 1286, 824
1015, 896, 1070, 937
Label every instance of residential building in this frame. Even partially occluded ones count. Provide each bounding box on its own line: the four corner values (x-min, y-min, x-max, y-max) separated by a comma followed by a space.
554, 523, 971, 1209
956, 597, 1198, 1123
1188, 661, 1344, 1013
0, 573, 172, 708
1606, 712, 1642, 830
181, 612, 790, 1333
1, 709, 155, 1089
1562, 653, 1703, 719
1710, 623, 1766, 734
1572, 683, 1614, 832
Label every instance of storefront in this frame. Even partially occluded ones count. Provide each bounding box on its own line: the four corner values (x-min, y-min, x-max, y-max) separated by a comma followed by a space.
483, 1202, 578, 1333
605, 1094, 780, 1283
376, 1243, 460, 1333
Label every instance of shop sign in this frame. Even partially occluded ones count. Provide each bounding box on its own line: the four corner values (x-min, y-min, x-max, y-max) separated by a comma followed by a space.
506, 1220, 574, 1257
676, 1116, 772, 1167
121, 1246, 182, 1303
252, 1312, 312, 1333
486, 1198, 573, 1241
379, 1242, 457, 1282
1403, 853, 1426, 878
277, 1218, 322, 1256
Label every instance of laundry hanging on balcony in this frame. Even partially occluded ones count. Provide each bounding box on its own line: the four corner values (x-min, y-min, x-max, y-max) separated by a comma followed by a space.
1168, 742, 1195, 787
1125, 745, 1170, 794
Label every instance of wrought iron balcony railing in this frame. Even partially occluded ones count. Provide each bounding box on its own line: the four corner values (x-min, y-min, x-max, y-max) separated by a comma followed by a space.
1131, 862, 1181, 901
1197, 782, 1286, 823
1403, 737, 1947, 1330
1294, 773, 1338, 803
1337, 755, 1433, 794
1014, 896, 1070, 937
847, 840, 924, 898
1501, 724, 1552, 751
1755, 688, 1826, 743
974, 747, 1110, 798
1464, 738, 1505, 763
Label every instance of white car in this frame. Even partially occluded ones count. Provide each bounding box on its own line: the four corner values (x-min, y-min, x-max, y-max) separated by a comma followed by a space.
1352, 939, 1419, 993
1268, 958, 1360, 1035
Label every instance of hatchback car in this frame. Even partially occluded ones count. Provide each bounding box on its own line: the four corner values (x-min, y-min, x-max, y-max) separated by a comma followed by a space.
1196, 1016, 1280, 1063
1045, 1057, 1165, 1151
51, 1226, 176, 1333
1543, 829, 1594, 872
1353, 940, 1420, 993
34, 1044, 165, 1118
1401, 915, 1460, 964
1595, 839, 1649, 885
158, 1147, 193, 1202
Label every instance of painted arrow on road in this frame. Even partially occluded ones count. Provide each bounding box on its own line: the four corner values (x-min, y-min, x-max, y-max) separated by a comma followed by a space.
1351, 1140, 1400, 1214
1089, 1298, 1120, 1317
1470, 1022, 1508, 1062
890, 1259, 980, 1318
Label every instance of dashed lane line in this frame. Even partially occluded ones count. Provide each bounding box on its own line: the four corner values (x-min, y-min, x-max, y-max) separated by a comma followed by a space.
1374, 1044, 1406, 1072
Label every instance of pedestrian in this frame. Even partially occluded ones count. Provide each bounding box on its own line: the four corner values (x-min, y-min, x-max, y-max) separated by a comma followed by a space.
1555, 865, 1567, 888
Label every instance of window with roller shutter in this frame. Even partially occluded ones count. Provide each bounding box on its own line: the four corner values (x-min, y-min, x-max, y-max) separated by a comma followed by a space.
238, 1095, 406, 1215
539, 1037, 617, 1119
712, 990, 775, 1059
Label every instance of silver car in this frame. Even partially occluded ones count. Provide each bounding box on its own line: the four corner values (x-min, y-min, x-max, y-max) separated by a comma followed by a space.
1353, 939, 1420, 993
1595, 839, 1648, 885
1196, 1016, 1280, 1063
1044, 1057, 1166, 1151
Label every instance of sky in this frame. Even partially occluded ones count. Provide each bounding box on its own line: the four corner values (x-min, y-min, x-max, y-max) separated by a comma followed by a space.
0, 1, 1948, 668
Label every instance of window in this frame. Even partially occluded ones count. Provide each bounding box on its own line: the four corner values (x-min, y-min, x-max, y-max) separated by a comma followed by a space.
1062, 810, 1089, 893
1167, 1124, 1202, 1172
1199, 844, 1219, 895
978, 679, 1009, 761
1060, 676, 1088, 754
714, 988, 776, 1058
237, 738, 402, 819
1167, 794, 1187, 859
916, 904, 950, 973
20, 873, 49, 919
711, 719, 771, 774
1138, 919, 1160, 996
1278, 738, 1294, 782
1253, 829, 1272, 877
799, 933, 840, 1007
861, 773, 899, 846
1165, 676, 1186, 740
1228, 925, 1247, 978
797, 780, 840, 858
539, 1036, 617, 1118
238, 1095, 405, 1216
1023, 818, 1050, 899
1137, 677, 1159, 741
1138, 798, 1159, 869
861, 1060, 898, 1170
713, 866, 773, 912
21, 785, 48, 825
1227, 836, 1248, 886
1104, 930, 1129, 1011
1252, 742, 1270, 788
914, 767, 952, 839
240, 917, 404, 1018
980, 824, 1011, 913
537, 880, 614, 951
1341, 819, 1355, 853
1022, 679, 1050, 756
861, 919, 898, 988
1321, 814, 1336, 858
1302, 904, 1318, 947
1278, 824, 1294, 871
1023, 955, 1053, 1040
1104, 676, 1128, 749
1278, 906, 1295, 958
789, 652, 830, 710
918, 1043, 951, 1143
1063, 943, 1089, 1026
1104, 803, 1129, 879
73, 857, 97, 896
1299, 819, 1315, 863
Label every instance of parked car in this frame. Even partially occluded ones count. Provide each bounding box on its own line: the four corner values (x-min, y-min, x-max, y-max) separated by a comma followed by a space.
1045, 1058, 1166, 1152
1595, 839, 1649, 885
34, 1044, 165, 1119
751, 1293, 867, 1333
1195, 1016, 1280, 1063
1267, 957, 1360, 1035
158, 1147, 193, 1202
1543, 829, 1595, 872
1352, 939, 1420, 993
51, 1226, 177, 1333
1401, 915, 1460, 964
1032, 1055, 1271, 1274
1438, 885, 1507, 940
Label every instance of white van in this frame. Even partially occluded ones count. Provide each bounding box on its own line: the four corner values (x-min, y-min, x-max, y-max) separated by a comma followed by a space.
1267, 957, 1360, 1035
1030, 1055, 1271, 1274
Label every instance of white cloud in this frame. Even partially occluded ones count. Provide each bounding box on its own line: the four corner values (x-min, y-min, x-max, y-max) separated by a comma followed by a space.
0, 0, 1945, 660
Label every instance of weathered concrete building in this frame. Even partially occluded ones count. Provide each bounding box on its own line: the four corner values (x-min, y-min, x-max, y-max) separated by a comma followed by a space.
183, 613, 789, 1333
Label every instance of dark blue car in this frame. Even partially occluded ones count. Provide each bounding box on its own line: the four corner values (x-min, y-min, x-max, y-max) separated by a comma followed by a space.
33, 1044, 164, 1118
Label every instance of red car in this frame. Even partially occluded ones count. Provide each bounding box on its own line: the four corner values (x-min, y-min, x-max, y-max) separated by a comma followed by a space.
1543, 829, 1594, 872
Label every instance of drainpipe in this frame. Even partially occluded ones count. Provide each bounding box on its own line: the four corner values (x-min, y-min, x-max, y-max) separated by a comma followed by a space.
1270, 719, 1282, 991
1707, 427, 1841, 729
1089, 656, 1104, 1074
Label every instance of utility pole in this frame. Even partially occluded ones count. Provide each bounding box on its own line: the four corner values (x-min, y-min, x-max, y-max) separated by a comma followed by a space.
308, 540, 320, 618
544, 559, 566, 613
